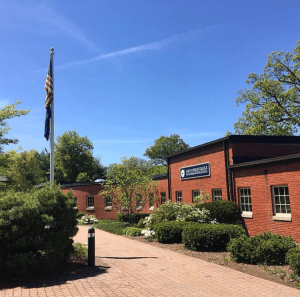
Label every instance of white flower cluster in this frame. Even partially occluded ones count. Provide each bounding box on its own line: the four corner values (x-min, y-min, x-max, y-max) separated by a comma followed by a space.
141, 228, 155, 239
78, 214, 98, 225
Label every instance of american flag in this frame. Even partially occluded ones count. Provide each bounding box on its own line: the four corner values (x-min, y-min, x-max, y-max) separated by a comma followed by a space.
45, 59, 53, 108
44, 58, 53, 140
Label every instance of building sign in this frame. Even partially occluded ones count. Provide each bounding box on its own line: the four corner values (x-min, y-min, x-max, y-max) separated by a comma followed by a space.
180, 163, 210, 180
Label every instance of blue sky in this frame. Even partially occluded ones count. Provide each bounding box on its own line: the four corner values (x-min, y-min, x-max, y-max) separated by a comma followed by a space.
1, 0, 300, 166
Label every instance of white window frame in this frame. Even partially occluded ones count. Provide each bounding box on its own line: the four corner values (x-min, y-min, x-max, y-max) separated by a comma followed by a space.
105, 196, 112, 210
86, 196, 94, 210
272, 185, 291, 221
161, 192, 166, 204
176, 191, 182, 203
239, 187, 252, 218
192, 190, 200, 203
212, 189, 222, 201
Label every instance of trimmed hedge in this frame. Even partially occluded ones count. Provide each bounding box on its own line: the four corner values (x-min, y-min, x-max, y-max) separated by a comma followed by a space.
227, 232, 297, 265
117, 213, 150, 224
0, 184, 78, 278
123, 227, 142, 237
195, 200, 242, 225
286, 247, 300, 276
182, 223, 246, 251
153, 221, 187, 243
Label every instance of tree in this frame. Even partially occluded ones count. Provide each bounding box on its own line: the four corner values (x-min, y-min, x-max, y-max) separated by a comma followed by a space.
54, 131, 103, 182
144, 134, 190, 166
100, 156, 159, 218
0, 101, 30, 153
0, 149, 47, 191
233, 41, 300, 135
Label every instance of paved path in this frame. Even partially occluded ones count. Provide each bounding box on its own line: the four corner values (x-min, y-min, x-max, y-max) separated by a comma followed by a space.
1, 225, 300, 296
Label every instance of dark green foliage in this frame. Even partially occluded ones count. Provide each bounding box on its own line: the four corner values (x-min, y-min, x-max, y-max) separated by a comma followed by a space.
94, 219, 136, 235
196, 200, 242, 224
227, 232, 297, 265
182, 223, 246, 251
0, 184, 78, 278
77, 211, 86, 219
123, 227, 142, 236
117, 213, 150, 224
286, 247, 300, 276
153, 221, 187, 243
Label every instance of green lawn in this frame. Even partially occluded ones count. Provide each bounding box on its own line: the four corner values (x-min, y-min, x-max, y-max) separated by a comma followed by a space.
94, 219, 138, 235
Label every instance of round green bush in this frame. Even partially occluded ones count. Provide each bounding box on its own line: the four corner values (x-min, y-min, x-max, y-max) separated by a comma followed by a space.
182, 223, 246, 251
286, 247, 300, 276
153, 221, 187, 243
0, 184, 78, 278
123, 227, 142, 236
227, 232, 297, 265
195, 200, 242, 224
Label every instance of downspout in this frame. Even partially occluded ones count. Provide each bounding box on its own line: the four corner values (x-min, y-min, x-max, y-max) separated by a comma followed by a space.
167, 157, 171, 201
223, 140, 231, 201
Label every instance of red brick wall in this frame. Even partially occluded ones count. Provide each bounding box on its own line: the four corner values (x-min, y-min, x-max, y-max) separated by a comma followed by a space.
169, 144, 228, 202
61, 184, 117, 220
232, 160, 300, 242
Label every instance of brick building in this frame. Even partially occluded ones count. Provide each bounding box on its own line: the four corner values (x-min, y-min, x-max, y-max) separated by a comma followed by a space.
61, 135, 300, 242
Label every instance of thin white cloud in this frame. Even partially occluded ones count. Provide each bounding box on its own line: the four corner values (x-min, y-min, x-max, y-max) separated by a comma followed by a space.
56, 25, 225, 70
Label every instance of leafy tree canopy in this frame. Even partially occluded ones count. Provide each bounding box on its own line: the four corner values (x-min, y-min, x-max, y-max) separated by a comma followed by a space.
144, 134, 190, 166
54, 131, 104, 182
100, 156, 159, 216
0, 101, 30, 153
233, 41, 300, 135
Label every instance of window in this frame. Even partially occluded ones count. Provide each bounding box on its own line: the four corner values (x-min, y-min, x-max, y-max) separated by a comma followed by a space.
86, 196, 94, 209
272, 186, 291, 220
161, 192, 166, 204
239, 188, 252, 218
149, 193, 154, 207
176, 191, 182, 203
105, 196, 112, 209
136, 194, 143, 210
212, 189, 222, 201
192, 190, 199, 203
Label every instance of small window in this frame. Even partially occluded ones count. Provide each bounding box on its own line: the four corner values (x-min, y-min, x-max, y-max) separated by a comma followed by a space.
176, 191, 182, 203
192, 190, 200, 203
86, 196, 94, 208
136, 194, 143, 210
149, 193, 154, 207
74, 197, 77, 201
212, 189, 222, 201
272, 186, 291, 219
105, 196, 112, 208
161, 192, 166, 204
239, 188, 252, 218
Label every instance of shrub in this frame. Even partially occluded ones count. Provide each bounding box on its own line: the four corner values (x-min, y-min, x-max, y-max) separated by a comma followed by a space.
227, 232, 297, 265
286, 247, 300, 276
77, 214, 98, 225
146, 201, 211, 229
0, 184, 78, 278
95, 219, 135, 235
153, 221, 187, 243
77, 212, 86, 219
123, 227, 142, 237
182, 223, 246, 251
69, 242, 88, 263
117, 213, 150, 224
195, 200, 242, 224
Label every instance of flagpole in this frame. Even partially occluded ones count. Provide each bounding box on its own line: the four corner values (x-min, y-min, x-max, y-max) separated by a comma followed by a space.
50, 47, 54, 183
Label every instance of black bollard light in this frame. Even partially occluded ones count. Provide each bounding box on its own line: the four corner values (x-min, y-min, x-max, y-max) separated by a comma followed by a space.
88, 227, 95, 267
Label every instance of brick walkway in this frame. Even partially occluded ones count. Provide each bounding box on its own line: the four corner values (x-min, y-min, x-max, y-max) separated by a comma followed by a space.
1, 225, 300, 296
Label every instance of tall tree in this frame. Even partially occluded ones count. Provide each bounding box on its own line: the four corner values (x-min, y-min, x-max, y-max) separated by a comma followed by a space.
100, 156, 159, 218
0, 149, 47, 191
54, 131, 103, 182
233, 41, 300, 135
0, 101, 30, 153
144, 134, 190, 166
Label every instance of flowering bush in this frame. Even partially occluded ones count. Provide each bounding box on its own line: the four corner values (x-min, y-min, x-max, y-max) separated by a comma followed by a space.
77, 214, 98, 225
145, 201, 212, 229
141, 228, 155, 240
